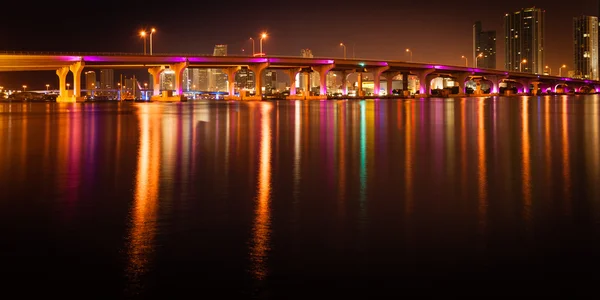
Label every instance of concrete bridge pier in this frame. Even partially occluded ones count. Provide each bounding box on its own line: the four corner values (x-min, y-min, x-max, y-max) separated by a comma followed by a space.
55, 66, 71, 103
225, 67, 240, 100
453, 72, 470, 96
415, 69, 435, 96
341, 69, 354, 97
285, 68, 301, 99
371, 66, 390, 97
248, 62, 269, 100
70, 61, 84, 101
148, 66, 165, 98
170, 62, 188, 101
315, 64, 335, 99
383, 71, 399, 97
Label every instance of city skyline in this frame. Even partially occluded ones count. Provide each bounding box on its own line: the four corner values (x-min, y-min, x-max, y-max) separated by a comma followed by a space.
0, 1, 598, 88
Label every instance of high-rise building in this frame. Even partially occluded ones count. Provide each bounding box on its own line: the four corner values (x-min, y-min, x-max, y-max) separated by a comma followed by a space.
473, 21, 496, 69
160, 69, 175, 90
573, 15, 599, 80
265, 70, 277, 92
208, 44, 228, 91
99, 69, 114, 89
84, 71, 96, 91
504, 7, 545, 74
300, 49, 319, 89
235, 68, 255, 91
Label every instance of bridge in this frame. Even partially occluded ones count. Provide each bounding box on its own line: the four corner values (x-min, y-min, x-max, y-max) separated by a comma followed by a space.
1, 52, 598, 102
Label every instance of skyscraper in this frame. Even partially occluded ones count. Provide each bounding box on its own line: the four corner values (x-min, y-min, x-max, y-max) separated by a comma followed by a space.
99, 69, 114, 89
300, 49, 319, 89
208, 45, 228, 91
573, 15, 598, 80
504, 7, 545, 74
160, 69, 175, 90
84, 71, 96, 91
235, 68, 255, 91
473, 21, 496, 69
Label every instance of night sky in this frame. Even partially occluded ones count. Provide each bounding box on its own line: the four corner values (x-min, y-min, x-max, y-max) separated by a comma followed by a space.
0, 0, 598, 89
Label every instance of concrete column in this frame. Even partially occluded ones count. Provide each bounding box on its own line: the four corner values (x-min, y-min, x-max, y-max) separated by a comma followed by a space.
285, 68, 301, 95
415, 69, 435, 95
315, 64, 335, 97
248, 62, 269, 100
69, 61, 85, 99
370, 66, 390, 96
169, 62, 188, 96
148, 66, 165, 96
357, 72, 363, 97
225, 66, 240, 99
484, 75, 507, 94
341, 69, 355, 96
531, 81, 540, 95
453, 72, 470, 95
55, 66, 71, 103
383, 71, 399, 96
519, 79, 531, 94
402, 72, 409, 91
304, 71, 311, 96
474, 79, 482, 95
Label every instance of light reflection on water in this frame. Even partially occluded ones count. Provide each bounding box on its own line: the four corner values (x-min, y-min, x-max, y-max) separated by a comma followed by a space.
0, 95, 600, 297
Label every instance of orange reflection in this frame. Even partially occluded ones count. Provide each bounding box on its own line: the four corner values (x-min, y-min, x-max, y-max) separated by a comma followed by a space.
404, 101, 414, 214
561, 99, 571, 215
477, 99, 487, 233
544, 97, 551, 188
521, 98, 532, 224
19, 105, 27, 182
337, 102, 346, 203
126, 104, 161, 285
460, 99, 467, 201
293, 100, 302, 201
250, 103, 272, 281
585, 98, 599, 212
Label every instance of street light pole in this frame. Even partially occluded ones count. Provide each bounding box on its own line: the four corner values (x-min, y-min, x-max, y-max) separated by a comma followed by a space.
461, 55, 468, 67
406, 48, 412, 62
559, 64, 566, 77
340, 43, 346, 59
475, 53, 483, 68
140, 31, 147, 55
545, 66, 552, 76
249, 38, 255, 56
150, 28, 156, 55
259, 33, 267, 56
520, 59, 527, 72
46, 84, 49, 91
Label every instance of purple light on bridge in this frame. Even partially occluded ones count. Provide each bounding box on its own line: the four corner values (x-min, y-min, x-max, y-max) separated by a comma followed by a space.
491, 86, 498, 94
83, 55, 187, 63
56, 56, 83, 62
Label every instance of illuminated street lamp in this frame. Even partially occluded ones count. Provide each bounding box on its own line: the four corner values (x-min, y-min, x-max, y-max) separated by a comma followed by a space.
249, 37, 255, 56
259, 32, 267, 56
149, 28, 156, 55
545, 65, 552, 76
519, 59, 527, 72
475, 53, 483, 68
461, 55, 468, 67
66, 83, 70, 90
340, 43, 347, 59
140, 30, 147, 55
22, 85, 27, 92
46, 84, 50, 91
559, 64, 567, 77
405, 48, 412, 62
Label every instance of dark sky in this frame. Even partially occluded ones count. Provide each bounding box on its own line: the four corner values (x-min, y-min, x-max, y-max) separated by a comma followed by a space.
0, 0, 598, 89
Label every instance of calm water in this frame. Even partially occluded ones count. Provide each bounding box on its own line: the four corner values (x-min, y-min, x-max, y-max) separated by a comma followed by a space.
1, 96, 600, 298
